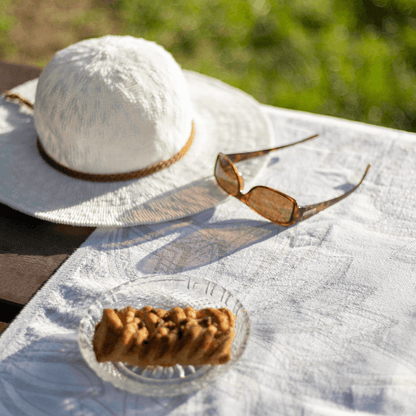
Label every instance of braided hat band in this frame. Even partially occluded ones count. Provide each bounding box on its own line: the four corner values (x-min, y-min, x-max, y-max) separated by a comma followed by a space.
6, 92, 195, 183
36, 122, 195, 182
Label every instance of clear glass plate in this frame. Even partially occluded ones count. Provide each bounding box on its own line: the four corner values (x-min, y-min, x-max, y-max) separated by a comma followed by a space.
78, 274, 250, 397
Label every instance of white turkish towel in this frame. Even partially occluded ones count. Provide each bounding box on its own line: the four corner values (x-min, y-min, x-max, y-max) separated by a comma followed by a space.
0, 91, 415, 415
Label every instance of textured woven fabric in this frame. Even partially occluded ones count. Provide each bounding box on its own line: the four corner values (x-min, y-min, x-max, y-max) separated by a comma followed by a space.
0, 103, 415, 415
34, 36, 193, 174
0, 37, 274, 227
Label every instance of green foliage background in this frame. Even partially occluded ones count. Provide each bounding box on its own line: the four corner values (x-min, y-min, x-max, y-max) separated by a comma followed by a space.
1, 0, 416, 132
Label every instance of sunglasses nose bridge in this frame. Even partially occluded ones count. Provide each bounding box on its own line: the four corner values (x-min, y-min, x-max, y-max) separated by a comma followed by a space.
227, 159, 245, 192
238, 170, 245, 190
236, 192, 250, 204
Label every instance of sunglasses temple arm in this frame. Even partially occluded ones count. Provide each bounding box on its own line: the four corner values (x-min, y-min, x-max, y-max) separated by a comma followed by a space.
294, 164, 371, 222
226, 134, 319, 164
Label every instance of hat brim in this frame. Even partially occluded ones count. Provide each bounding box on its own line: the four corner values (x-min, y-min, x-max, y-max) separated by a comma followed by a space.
0, 70, 274, 227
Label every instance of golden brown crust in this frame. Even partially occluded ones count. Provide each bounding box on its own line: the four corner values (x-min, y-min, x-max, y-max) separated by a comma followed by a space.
93, 306, 236, 367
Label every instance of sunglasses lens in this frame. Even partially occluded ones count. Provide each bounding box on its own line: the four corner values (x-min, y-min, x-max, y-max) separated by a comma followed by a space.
248, 187, 295, 223
215, 154, 239, 196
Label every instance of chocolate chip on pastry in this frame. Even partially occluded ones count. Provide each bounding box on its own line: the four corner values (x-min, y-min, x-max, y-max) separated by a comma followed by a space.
93, 306, 236, 367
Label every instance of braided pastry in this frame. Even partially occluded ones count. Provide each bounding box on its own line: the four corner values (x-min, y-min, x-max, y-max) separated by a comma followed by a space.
93, 306, 236, 367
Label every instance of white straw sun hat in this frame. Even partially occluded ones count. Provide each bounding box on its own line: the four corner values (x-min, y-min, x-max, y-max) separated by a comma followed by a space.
0, 35, 273, 227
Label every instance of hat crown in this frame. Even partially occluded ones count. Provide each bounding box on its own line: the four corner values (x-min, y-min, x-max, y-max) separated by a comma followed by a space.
34, 36, 193, 174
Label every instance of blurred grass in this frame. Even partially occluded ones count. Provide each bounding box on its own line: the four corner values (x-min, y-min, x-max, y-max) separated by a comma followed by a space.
1, 0, 415, 131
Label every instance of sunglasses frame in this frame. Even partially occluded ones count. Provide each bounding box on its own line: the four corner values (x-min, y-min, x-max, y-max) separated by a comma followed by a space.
214, 135, 370, 226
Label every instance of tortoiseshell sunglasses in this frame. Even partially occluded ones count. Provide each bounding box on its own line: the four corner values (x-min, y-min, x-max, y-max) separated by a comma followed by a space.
214, 135, 370, 226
